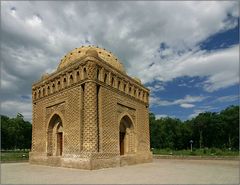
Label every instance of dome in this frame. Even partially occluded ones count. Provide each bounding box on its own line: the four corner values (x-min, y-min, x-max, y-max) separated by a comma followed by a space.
58, 45, 126, 73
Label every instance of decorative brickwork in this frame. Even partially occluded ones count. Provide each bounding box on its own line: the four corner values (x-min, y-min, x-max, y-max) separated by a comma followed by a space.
30, 46, 152, 170
83, 81, 98, 152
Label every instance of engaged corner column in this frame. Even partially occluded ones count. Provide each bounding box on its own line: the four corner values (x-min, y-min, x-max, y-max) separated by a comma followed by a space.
83, 61, 98, 152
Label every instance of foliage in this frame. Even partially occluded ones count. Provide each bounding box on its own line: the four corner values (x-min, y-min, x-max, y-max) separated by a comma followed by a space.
1, 113, 32, 150
152, 148, 239, 156
150, 105, 239, 150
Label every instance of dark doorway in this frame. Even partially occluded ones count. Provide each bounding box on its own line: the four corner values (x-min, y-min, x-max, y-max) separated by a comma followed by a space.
120, 132, 125, 155
47, 114, 63, 156
119, 115, 134, 156
57, 132, 63, 156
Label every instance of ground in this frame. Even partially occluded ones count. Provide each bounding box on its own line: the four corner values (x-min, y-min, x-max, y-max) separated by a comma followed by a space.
1, 159, 239, 184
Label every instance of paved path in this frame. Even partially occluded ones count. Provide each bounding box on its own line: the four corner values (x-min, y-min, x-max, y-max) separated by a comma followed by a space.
1, 159, 239, 184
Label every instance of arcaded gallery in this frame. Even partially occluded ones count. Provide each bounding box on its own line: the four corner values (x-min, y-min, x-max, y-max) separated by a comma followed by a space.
30, 46, 152, 170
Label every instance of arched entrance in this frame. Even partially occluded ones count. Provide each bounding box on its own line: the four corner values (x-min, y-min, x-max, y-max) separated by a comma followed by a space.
119, 115, 135, 155
47, 114, 63, 156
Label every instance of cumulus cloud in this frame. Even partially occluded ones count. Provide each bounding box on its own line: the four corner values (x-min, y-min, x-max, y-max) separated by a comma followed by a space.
150, 95, 207, 108
139, 45, 239, 92
1, 1, 238, 120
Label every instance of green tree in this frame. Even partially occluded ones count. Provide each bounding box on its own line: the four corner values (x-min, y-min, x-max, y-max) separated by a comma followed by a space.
149, 113, 162, 148
149, 105, 239, 150
180, 120, 193, 149
192, 112, 213, 148
1, 115, 11, 149
1, 114, 32, 150
220, 105, 239, 149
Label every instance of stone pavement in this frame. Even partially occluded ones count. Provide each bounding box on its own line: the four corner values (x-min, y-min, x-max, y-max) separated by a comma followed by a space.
1, 159, 239, 184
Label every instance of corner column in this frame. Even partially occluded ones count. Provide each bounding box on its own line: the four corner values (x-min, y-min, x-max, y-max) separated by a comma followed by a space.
83, 61, 98, 152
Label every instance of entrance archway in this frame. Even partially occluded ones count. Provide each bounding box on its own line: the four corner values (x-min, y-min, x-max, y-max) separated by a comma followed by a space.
47, 114, 63, 156
119, 115, 134, 155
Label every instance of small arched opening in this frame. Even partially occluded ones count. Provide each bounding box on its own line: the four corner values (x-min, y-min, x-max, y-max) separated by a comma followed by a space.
47, 114, 63, 156
57, 81, 61, 90
52, 84, 55, 93
69, 74, 73, 85
119, 115, 135, 155
118, 80, 121, 90
111, 77, 114, 87
47, 86, 50, 95
76, 71, 80, 81
42, 88, 45, 96
104, 73, 108, 83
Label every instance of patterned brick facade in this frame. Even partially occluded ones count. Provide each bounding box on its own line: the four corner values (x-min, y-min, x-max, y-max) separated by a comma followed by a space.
29, 46, 152, 170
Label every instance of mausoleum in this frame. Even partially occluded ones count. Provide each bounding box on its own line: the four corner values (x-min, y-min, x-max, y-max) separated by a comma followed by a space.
30, 45, 152, 170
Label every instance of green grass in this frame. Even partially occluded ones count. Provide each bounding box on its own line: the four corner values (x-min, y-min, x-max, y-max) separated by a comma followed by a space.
1, 148, 238, 162
1, 151, 29, 162
152, 148, 239, 156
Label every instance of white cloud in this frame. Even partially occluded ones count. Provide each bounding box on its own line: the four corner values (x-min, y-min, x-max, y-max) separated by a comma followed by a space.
1, 1, 238, 119
215, 95, 239, 103
175, 95, 206, 104
180, 103, 195, 108
26, 15, 42, 27
155, 114, 168, 119
147, 83, 165, 93
188, 110, 204, 119
1, 100, 32, 121
188, 105, 219, 119
138, 45, 239, 92
150, 95, 207, 107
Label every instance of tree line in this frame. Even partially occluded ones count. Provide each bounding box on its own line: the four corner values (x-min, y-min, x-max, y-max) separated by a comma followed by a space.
1, 113, 32, 150
1, 105, 239, 151
150, 105, 239, 150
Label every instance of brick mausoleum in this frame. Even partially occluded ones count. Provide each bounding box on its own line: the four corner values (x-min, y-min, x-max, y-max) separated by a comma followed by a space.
29, 46, 152, 170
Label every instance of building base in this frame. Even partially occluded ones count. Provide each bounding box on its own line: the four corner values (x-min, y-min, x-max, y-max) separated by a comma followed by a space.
29, 152, 152, 170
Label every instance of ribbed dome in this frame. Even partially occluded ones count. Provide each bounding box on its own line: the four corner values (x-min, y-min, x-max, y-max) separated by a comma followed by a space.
58, 45, 126, 73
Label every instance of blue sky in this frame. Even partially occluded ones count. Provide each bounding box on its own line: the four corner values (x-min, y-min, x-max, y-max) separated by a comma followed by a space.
1, 1, 239, 121
149, 24, 239, 120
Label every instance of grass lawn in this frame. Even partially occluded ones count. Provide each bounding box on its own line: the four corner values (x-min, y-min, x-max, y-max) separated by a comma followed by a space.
152, 148, 239, 156
1, 148, 238, 162
1, 151, 29, 162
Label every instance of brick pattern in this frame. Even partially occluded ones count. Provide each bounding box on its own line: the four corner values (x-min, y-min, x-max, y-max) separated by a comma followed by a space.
80, 85, 84, 151
101, 88, 118, 153
83, 81, 98, 152
82, 61, 99, 152
32, 101, 46, 152
64, 87, 81, 155
86, 61, 97, 80
136, 103, 150, 152
46, 103, 65, 121
31, 104, 36, 152
98, 86, 103, 152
